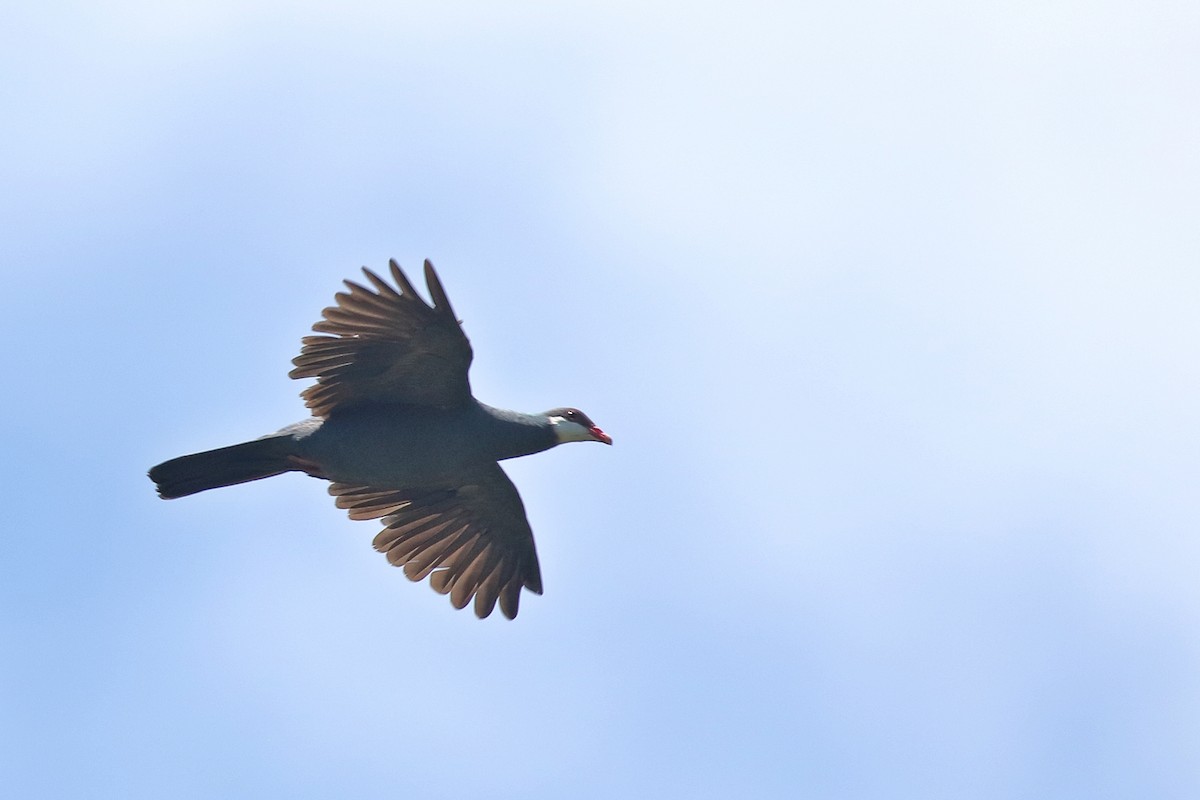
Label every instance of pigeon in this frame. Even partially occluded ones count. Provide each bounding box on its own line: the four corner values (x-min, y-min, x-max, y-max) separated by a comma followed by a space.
149, 260, 611, 619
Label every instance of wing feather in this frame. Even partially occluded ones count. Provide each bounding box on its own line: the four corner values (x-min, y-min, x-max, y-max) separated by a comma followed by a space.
327, 463, 543, 619
472, 558, 507, 618
289, 260, 473, 415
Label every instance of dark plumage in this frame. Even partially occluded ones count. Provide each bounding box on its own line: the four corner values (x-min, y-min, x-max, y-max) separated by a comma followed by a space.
149, 260, 611, 619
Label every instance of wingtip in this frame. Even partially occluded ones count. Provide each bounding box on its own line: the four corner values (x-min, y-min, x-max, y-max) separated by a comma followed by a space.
423, 259, 456, 317
384, 259, 422, 302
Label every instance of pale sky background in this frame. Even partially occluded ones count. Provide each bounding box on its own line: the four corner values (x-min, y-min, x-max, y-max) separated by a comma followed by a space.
4, 2, 1199, 798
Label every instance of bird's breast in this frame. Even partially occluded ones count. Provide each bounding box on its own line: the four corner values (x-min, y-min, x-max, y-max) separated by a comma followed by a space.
293, 406, 492, 488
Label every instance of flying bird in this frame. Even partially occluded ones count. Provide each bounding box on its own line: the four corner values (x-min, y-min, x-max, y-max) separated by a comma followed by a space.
149, 260, 611, 619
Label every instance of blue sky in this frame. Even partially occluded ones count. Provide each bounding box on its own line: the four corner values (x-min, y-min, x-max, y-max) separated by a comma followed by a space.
4, 2, 1199, 797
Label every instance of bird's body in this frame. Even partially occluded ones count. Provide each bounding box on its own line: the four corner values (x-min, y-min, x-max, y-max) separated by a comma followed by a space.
296, 402, 559, 486
149, 260, 609, 619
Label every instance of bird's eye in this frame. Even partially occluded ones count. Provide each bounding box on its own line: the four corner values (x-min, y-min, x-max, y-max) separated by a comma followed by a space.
566, 410, 577, 419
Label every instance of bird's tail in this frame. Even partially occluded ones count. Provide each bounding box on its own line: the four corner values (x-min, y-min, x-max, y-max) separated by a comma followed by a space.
149, 435, 298, 499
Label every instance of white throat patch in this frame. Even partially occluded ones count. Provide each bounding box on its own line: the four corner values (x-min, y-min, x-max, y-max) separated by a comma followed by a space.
549, 415, 594, 444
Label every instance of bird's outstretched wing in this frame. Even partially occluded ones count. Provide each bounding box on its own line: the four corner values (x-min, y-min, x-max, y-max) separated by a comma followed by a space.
328, 463, 543, 619
289, 260, 473, 416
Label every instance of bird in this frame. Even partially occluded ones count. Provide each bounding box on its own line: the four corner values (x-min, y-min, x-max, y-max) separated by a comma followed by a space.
148, 259, 611, 619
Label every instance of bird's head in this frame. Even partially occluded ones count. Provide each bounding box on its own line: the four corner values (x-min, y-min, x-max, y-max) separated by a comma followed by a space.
546, 408, 612, 446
